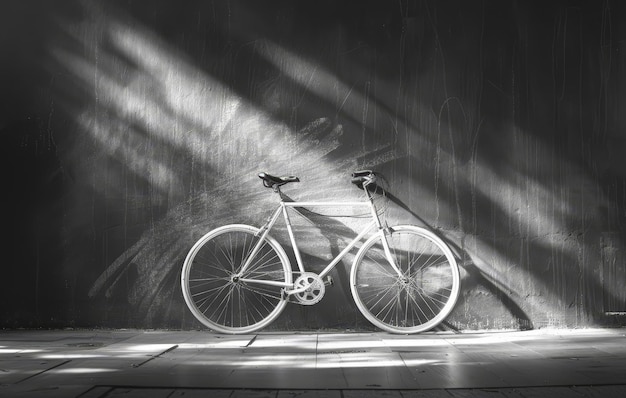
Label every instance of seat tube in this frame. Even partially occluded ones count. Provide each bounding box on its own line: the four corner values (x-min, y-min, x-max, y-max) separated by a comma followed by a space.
282, 204, 306, 273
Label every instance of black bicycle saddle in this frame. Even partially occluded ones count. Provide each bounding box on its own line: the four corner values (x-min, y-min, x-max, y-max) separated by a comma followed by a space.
259, 172, 300, 188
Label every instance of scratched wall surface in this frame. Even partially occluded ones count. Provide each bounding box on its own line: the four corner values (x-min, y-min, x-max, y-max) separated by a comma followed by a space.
2, 0, 626, 331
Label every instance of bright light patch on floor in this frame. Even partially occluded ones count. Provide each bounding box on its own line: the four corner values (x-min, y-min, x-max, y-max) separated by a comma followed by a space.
51, 368, 117, 374
382, 338, 452, 348
124, 344, 175, 352
316, 339, 388, 351
0, 348, 43, 354
313, 353, 435, 369
184, 351, 437, 369
178, 340, 252, 349
39, 353, 108, 359
246, 336, 316, 349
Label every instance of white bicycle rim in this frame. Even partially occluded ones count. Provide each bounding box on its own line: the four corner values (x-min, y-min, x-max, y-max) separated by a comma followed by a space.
350, 225, 460, 334
181, 224, 292, 334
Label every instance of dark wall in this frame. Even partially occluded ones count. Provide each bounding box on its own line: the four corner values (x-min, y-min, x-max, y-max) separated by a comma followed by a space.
3, 0, 626, 331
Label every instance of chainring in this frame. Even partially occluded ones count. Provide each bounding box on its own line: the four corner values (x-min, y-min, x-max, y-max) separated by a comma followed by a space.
293, 272, 325, 305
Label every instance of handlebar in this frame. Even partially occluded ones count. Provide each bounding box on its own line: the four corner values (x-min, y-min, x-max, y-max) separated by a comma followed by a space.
351, 170, 376, 187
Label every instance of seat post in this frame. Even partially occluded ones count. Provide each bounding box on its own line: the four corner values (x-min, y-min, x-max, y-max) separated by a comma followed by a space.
273, 184, 285, 201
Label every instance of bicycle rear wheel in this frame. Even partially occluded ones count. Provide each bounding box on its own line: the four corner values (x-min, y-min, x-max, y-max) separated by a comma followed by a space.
351, 225, 460, 334
181, 224, 291, 334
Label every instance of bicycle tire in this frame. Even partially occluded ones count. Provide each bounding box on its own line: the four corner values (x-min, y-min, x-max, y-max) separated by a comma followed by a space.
181, 224, 292, 334
350, 225, 460, 334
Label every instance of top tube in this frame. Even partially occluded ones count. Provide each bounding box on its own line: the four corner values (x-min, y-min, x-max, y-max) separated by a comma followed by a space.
282, 201, 370, 207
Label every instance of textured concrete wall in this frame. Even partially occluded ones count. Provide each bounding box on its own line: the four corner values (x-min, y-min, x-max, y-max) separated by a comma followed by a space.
3, 0, 626, 331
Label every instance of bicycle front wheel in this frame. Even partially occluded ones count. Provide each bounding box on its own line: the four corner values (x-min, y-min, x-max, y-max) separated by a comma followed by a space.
181, 224, 292, 334
351, 225, 460, 334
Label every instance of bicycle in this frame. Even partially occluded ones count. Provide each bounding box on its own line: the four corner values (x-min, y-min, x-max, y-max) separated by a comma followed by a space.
181, 170, 460, 334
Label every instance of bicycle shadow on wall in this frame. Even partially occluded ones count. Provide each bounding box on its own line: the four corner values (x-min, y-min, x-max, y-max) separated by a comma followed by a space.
361, 174, 535, 332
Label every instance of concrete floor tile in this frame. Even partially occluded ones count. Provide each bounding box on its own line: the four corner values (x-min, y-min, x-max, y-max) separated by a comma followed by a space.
0, 384, 94, 398
446, 390, 510, 397
343, 390, 403, 397
168, 389, 234, 397
229, 390, 278, 398
276, 390, 342, 398
104, 387, 176, 397
572, 385, 626, 398
399, 390, 456, 397
502, 387, 586, 398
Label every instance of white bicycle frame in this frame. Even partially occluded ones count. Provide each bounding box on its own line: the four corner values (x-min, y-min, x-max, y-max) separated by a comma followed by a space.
237, 188, 403, 296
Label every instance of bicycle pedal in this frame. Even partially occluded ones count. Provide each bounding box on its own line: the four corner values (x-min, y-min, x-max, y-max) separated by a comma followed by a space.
324, 276, 333, 286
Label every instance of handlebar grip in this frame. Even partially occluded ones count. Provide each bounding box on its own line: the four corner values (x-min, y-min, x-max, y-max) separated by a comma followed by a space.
352, 170, 373, 178
351, 176, 367, 185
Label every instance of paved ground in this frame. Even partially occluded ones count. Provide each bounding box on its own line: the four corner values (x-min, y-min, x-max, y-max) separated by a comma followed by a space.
1, 328, 626, 397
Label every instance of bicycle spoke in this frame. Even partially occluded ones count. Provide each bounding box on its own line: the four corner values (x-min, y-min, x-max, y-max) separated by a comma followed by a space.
358, 259, 400, 282
405, 285, 431, 322
201, 283, 233, 324
244, 246, 282, 275
378, 288, 402, 324
239, 282, 282, 301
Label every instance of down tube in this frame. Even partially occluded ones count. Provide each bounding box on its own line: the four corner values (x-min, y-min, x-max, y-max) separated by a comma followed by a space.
283, 200, 374, 278
317, 221, 378, 279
